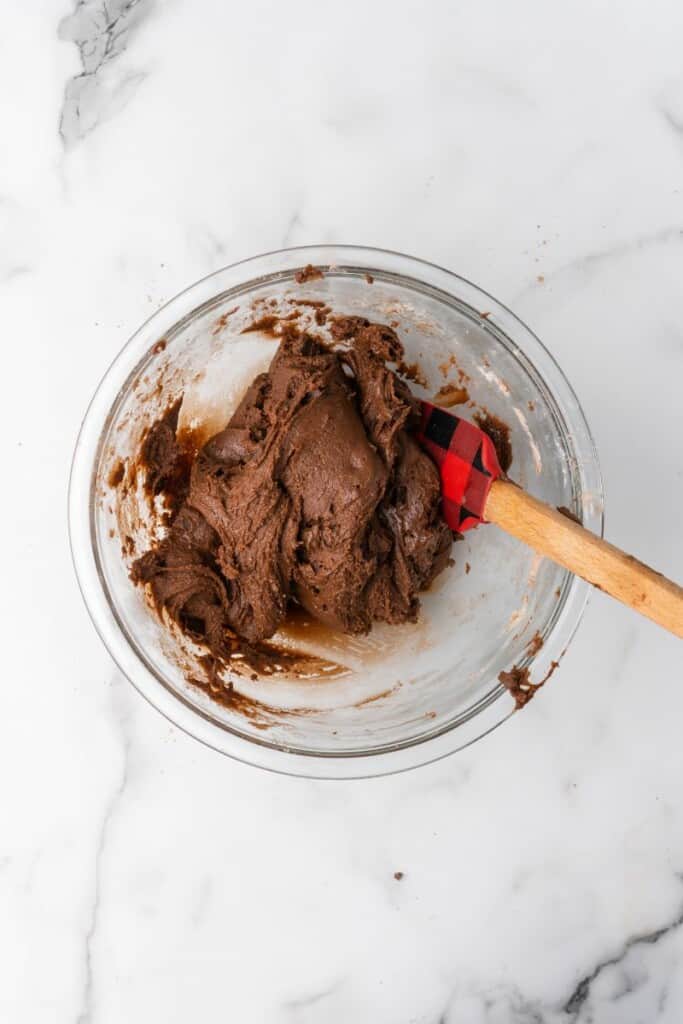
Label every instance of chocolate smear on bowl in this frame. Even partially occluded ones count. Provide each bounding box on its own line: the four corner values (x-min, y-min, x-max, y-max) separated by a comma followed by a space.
499, 659, 560, 709
474, 410, 512, 474
294, 264, 324, 284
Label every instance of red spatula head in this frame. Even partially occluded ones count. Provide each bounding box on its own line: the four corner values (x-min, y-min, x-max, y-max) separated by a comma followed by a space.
416, 402, 503, 532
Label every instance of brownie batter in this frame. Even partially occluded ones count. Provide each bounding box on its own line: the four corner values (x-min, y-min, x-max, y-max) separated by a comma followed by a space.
132, 319, 452, 663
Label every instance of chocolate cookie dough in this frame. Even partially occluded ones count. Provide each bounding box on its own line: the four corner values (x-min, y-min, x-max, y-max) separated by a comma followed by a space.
132, 318, 452, 662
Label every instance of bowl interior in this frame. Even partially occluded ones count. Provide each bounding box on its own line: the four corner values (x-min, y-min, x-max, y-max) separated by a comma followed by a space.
91, 261, 599, 761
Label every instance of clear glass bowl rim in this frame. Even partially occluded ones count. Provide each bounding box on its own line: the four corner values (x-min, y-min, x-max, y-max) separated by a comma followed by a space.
68, 244, 604, 779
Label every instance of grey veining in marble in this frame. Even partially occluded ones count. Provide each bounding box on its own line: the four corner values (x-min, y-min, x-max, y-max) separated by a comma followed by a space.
59, 0, 153, 146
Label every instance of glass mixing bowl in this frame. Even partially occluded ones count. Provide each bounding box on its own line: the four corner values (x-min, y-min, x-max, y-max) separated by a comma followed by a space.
69, 245, 603, 778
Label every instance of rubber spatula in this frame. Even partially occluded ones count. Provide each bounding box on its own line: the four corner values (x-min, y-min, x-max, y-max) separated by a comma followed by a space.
416, 402, 683, 638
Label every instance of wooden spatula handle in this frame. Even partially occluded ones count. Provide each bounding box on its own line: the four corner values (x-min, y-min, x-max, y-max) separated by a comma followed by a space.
485, 479, 683, 638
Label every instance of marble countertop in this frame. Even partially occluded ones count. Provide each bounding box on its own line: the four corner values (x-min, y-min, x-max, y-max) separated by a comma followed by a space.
3, 2, 683, 1021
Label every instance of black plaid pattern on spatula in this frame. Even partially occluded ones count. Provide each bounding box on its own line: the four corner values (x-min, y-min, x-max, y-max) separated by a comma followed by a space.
416, 402, 502, 532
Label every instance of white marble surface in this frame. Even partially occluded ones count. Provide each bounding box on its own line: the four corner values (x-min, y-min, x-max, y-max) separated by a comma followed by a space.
2, 1, 683, 1020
